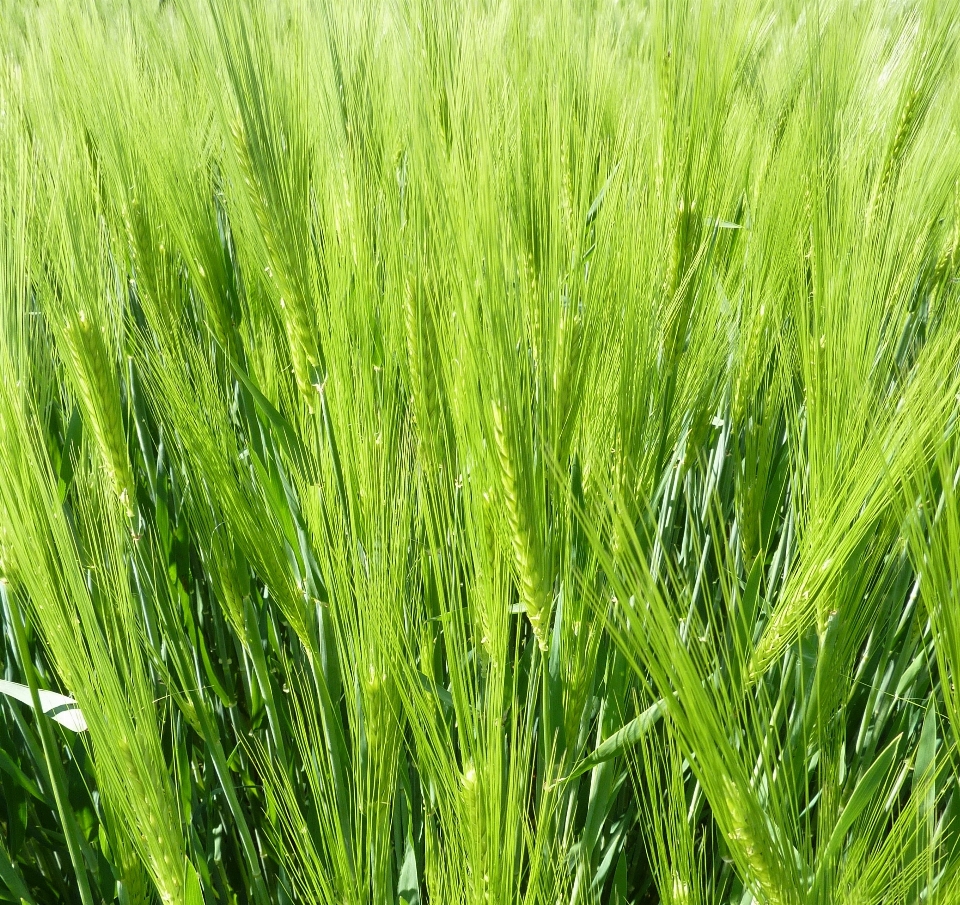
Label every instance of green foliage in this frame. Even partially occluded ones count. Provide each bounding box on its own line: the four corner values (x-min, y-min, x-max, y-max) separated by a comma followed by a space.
1, 0, 960, 903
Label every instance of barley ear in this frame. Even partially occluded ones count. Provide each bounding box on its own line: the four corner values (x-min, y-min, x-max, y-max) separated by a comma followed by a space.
491, 400, 550, 651
62, 311, 135, 517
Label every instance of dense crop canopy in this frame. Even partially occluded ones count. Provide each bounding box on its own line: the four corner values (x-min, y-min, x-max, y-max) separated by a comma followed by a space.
1, 1, 960, 903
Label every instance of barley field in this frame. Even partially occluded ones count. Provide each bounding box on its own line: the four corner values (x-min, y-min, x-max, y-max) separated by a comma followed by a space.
1, 1, 960, 903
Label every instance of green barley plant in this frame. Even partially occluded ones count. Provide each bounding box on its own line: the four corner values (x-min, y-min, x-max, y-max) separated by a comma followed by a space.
1, 0, 960, 902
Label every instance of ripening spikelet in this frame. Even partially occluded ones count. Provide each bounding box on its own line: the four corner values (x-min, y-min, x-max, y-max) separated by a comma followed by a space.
460, 760, 489, 899
560, 141, 575, 250
491, 400, 550, 651
206, 532, 247, 634
473, 498, 500, 657
933, 180, 960, 285
404, 270, 452, 462
770, 96, 793, 156
279, 293, 319, 402
194, 258, 235, 357
461, 759, 478, 801
404, 274, 435, 429
363, 661, 384, 750
670, 872, 693, 905
518, 251, 542, 365
62, 310, 135, 516
116, 735, 185, 905
551, 301, 582, 462
664, 199, 691, 297
0, 522, 16, 587
952, 182, 960, 271
403, 275, 421, 394
720, 776, 789, 905
552, 304, 571, 402
126, 198, 161, 305
873, 84, 920, 222
230, 114, 318, 403
115, 847, 151, 905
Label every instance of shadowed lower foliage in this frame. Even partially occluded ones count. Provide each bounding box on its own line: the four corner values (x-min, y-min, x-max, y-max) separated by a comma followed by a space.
1, 0, 960, 903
